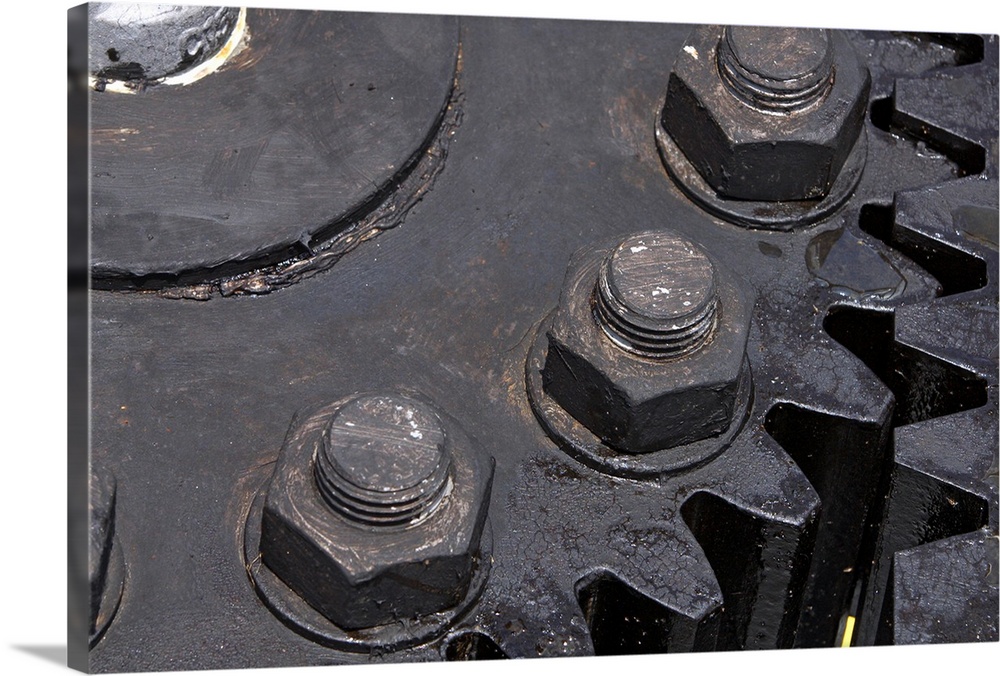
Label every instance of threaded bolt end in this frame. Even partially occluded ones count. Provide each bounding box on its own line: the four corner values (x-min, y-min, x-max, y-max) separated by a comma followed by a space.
314, 395, 452, 528
595, 232, 718, 358
717, 26, 834, 112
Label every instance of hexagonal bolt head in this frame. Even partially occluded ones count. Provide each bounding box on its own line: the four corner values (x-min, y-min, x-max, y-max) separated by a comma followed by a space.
260, 393, 494, 631
661, 25, 871, 201
542, 231, 752, 454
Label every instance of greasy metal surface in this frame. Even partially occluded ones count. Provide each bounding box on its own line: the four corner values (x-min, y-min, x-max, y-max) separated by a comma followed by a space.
718, 27, 834, 112
83, 10, 998, 672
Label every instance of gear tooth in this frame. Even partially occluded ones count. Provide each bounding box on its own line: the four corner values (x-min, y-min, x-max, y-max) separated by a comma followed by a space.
677, 433, 819, 649
877, 63, 995, 177
841, 153, 998, 648
571, 506, 724, 652
888, 532, 998, 645
894, 409, 998, 523
817, 336, 898, 425
703, 431, 820, 528
895, 296, 999, 371
895, 178, 998, 243
824, 301, 990, 427
855, 412, 994, 646
867, 179, 998, 296
574, 566, 721, 654
482, 582, 595, 659
83, 23, 1000, 665
581, 518, 725, 652
756, 291, 896, 428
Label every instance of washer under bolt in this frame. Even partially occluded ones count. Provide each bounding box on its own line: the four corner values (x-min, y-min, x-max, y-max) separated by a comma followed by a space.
595, 232, 718, 358
314, 395, 453, 528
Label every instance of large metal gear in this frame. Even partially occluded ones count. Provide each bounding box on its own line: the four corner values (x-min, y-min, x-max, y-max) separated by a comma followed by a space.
68, 4, 998, 672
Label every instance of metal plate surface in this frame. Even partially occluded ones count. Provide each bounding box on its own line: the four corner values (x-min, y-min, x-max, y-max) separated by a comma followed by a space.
75, 7, 999, 672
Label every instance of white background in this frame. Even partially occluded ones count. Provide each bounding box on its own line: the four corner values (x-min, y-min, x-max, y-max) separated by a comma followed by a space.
3, 1, 998, 675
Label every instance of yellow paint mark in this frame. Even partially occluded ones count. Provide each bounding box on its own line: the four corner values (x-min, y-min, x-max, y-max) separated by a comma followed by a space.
841, 615, 856, 647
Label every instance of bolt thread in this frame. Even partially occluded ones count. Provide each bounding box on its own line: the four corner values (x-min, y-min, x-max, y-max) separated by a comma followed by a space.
315, 450, 451, 527
717, 26, 834, 112
594, 233, 719, 359
313, 396, 453, 528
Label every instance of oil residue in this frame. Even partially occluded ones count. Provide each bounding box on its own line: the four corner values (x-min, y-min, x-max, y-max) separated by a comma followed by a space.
806, 228, 906, 299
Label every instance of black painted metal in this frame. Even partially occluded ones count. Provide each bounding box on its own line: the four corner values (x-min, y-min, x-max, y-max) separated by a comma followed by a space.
80, 8, 999, 672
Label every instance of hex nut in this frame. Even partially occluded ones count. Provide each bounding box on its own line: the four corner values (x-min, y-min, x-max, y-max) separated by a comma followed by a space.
661, 26, 871, 202
260, 394, 494, 631
541, 234, 752, 454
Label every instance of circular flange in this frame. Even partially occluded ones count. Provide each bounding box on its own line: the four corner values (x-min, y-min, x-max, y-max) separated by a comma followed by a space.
243, 490, 492, 652
90, 10, 460, 283
525, 312, 753, 479
655, 122, 868, 230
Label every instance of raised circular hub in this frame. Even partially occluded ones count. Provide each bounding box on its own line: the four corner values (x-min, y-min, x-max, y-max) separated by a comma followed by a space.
89, 10, 460, 287
718, 26, 834, 111
88, 4, 240, 83
315, 395, 452, 527
595, 232, 718, 358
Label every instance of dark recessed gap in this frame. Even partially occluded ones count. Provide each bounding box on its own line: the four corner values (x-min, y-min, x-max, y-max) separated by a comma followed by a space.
893, 343, 989, 423
823, 306, 896, 377
575, 570, 713, 654
856, 464, 990, 646
764, 404, 891, 647
939, 140, 986, 177
870, 97, 893, 132
891, 225, 988, 295
95, 62, 147, 84
824, 306, 988, 426
106, 47, 120, 62
858, 203, 895, 243
872, 558, 897, 645
444, 632, 506, 660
